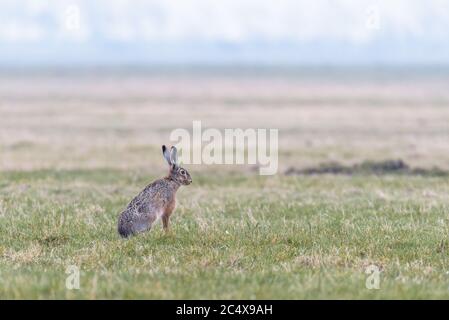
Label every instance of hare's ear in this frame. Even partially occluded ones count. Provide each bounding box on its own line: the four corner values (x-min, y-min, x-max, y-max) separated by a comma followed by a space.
170, 146, 178, 168
162, 145, 172, 166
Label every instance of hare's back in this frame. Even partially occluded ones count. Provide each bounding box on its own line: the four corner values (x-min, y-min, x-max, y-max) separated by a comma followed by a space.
128, 179, 172, 211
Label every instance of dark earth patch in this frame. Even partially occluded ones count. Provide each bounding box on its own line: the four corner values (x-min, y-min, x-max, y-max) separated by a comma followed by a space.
37, 234, 69, 247
285, 159, 448, 176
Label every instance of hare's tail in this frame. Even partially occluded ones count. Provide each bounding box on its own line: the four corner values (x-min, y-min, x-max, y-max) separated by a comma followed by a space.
118, 215, 132, 238
118, 223, 130, 238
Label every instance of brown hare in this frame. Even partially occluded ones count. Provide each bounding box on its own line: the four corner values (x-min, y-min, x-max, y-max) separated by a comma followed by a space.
118, 145, 192, 237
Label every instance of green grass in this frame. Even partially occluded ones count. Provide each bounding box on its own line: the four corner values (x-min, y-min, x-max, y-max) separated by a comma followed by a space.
1, 169, 449, 299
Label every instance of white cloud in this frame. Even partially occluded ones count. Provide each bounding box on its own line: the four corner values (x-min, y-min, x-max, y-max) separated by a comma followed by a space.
1, 0, 449, 43
0, 21, 45, 42
1, 0, 449, 65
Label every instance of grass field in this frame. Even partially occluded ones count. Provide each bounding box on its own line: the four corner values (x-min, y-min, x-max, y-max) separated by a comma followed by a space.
1, 69, 449, 299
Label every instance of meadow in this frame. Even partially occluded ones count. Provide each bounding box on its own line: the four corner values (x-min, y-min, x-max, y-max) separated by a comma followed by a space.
1, 69, 449, 299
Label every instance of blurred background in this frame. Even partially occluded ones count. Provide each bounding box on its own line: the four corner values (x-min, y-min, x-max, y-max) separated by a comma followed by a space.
1, 0, 449, 173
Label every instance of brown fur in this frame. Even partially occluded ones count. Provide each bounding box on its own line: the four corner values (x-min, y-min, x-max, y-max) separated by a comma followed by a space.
117, 145, 192, 237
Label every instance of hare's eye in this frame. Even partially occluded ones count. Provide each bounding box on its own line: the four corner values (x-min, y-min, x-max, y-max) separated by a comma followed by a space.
180, 169, 185, 175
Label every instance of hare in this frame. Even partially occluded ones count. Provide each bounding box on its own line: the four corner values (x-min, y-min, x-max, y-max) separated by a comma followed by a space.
117, 145, 192, 237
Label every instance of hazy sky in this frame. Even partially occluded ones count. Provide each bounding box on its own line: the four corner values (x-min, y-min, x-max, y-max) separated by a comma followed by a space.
1, 0, 449, 66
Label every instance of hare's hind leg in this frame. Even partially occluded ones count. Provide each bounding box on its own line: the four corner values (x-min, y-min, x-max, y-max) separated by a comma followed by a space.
133, 213, 156, 234
133, 221, 151, 234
